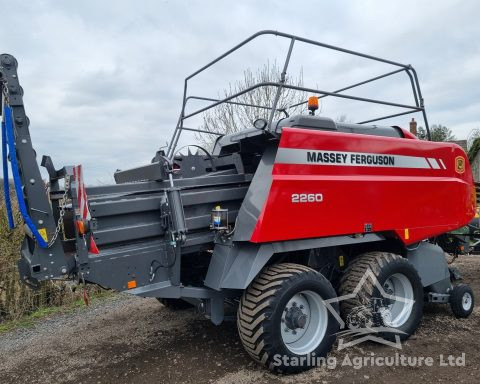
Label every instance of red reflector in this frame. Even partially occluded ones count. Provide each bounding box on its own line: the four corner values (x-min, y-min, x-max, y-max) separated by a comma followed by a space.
89, 237, 100, 254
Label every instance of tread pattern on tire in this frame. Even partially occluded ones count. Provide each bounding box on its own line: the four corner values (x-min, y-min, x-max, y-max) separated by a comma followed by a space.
237, 263, 315, 365
338, 252, 402, 317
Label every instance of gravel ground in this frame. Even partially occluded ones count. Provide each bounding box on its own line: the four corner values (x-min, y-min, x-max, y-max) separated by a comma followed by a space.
1, 255, 479, 384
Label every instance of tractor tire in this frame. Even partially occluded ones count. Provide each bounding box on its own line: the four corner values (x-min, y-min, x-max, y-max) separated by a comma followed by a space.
157, 298, 192, 310
449, 284, 474, 318
237, 263, 339, 374
339, 252, 423, 341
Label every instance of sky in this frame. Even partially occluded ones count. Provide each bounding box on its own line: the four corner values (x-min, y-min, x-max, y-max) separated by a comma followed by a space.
0, 0, 479, 184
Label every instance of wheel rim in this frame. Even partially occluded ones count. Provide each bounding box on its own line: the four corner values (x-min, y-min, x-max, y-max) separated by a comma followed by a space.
280, 290, 328, 355
462, 292, 472, 311
382, 273, 414, 328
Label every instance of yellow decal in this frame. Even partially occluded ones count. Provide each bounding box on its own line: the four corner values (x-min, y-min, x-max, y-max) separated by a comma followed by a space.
38, 228, 48, 242
455, 156, 465, 174
338, 255, 345, 267
404, 228, 410, 240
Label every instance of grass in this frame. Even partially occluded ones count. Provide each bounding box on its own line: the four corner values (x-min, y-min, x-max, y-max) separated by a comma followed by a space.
0, 306, 63, 333
0, 289, 115, 334
1, 189, 119, 333
1, 196, 114, 328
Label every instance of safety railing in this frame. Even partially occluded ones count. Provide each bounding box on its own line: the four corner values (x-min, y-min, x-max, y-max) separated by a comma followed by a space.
166, 30, 431, 158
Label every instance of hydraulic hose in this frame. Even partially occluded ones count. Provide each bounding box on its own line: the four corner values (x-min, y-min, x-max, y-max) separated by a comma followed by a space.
2, 105, 48, 248
1, 119, 14, 229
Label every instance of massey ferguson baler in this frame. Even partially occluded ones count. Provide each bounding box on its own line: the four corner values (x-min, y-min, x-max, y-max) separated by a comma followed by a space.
1, 31, 476, 373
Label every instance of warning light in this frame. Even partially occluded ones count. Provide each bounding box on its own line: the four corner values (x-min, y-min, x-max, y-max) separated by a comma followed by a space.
308, 96, 319, 115
127, 280, 137, 289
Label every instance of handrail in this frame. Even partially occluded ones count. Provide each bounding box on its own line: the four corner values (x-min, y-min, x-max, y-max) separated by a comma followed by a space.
288, 67, 408, 109
167, 30, 431, 158
185, 30, 409, 81
182, 82, 421, 121
186, 95, 284, 112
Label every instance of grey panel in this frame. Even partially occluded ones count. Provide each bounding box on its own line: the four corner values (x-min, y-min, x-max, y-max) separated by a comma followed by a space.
114, 161, 167, 183
335, 122, 403, 138
205, 242, 274, 290
212, 128, 263, 155
93, 222, 163, 245
181, 186, 249, 206
270, 233, 385, 253
87, 173, 252, 197
406, 242, 450, 287
275, 115, 337, 131
203, 243, 239, 290
233, 145, 277, 241
274, 114, 403, 138
90, 179, 248, 246
126, 284, 225, 324
90, 196, 164, 217
82, 240, 170, 290
205, 233, 385, 290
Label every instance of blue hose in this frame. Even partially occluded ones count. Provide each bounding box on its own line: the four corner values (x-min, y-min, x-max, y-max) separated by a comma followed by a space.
1, 119, 15, 229
3, 105, 48, 248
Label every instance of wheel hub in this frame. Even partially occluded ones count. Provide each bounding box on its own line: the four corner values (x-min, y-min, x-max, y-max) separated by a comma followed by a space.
381, 273, 414, 328
384, 280, 394, 294
462, 292, 472, 311
285, 305, 308, 330
280, 290, 329, 355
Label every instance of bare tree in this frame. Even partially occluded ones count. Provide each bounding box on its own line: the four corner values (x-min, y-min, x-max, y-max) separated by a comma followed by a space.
417, 124, 456, 142
467, 128, 480, 150
195, 61, 308, 149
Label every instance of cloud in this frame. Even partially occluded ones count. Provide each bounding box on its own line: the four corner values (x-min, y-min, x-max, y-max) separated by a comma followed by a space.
1, 0, 479, 183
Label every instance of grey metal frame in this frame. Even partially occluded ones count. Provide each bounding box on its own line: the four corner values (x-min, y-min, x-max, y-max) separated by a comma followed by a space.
1, 54, 73, 280
166, 30, 431, 158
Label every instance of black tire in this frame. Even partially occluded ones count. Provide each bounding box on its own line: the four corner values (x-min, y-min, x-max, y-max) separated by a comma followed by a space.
237, 263, 339, 374
339, 252, 423, 341
156, 298, 193, 310
450, 284, 474, 318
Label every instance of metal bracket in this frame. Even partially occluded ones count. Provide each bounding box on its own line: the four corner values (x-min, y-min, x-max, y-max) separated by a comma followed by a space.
428, 292, 450, 304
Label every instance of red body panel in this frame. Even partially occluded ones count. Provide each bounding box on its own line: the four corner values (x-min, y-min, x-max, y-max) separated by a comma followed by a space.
251, 128, 475, 244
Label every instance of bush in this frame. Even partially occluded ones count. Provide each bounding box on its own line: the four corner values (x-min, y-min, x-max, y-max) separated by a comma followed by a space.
0, 193, 100, 322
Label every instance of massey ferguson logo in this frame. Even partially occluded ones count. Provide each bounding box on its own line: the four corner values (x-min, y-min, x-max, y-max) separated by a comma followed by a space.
455, 156, 465, 174
275, 148, 447, 170
306, 151, 395, 166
